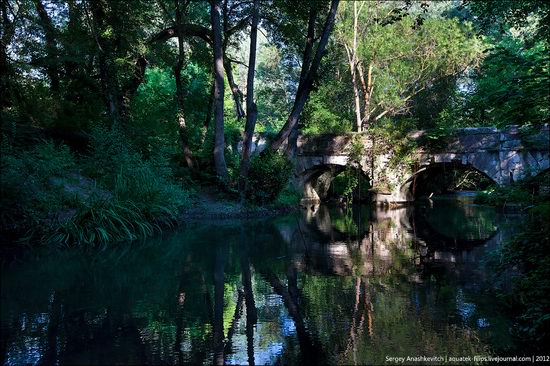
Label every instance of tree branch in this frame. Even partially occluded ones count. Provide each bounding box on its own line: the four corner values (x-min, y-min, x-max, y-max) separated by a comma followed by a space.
152, 23, 212, 44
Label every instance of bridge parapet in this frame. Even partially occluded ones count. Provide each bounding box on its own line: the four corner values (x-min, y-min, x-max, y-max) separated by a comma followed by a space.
411, 125, 549, 154
294, 125, 549, 203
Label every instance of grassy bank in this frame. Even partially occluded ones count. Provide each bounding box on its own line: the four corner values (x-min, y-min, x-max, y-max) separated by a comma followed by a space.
0, 128, 299, 247
1, 128, 189, 247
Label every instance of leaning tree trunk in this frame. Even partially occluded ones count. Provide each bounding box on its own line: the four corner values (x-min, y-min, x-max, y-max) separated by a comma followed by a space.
224, 60, 245, 119
238, 0, 259, 198
211, 0, 228, 181
269, 0, 340, 152
286, 3, 317, 158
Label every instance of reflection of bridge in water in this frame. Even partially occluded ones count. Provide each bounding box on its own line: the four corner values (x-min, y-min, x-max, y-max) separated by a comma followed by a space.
274, 202, 503, 280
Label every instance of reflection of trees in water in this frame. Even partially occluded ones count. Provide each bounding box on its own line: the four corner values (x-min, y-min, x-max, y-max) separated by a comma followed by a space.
2, 203, 508, 365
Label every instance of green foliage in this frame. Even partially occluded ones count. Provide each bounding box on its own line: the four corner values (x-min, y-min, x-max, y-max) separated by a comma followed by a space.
47, 198, 158, 247
131, 65, 211, 154
0, 137, 76, 233
302, 71, 354, 134
330, 168, 371, 204
475, 172, 549, 206
274, 185, 301, 206
367, 119, 418, 169
255, 46, 295, 132
328, 2, 483, 133
476, 186, 531, 206
465, 39, 549, 127
359, 15, 482, 116
491, 203, 550, 349
246, 151, 292, 204
468, 0, 550, 42
1, 125, 189, 246
418, 126, 453, 150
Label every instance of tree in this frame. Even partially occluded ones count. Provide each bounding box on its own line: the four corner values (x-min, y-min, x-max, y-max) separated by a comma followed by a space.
211, 0, 228, 181
173, 0, 195, 168
462, 0, 550, 126
334, 2, 483, 131
238, 0, 259, 197
269, 0, 340, 152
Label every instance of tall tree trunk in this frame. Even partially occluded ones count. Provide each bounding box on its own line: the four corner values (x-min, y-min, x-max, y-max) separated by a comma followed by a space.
211, 0, 229, 181
269, 0, 340, 152
33, 0, 60, 93
89, 0, 121, 125
120, 55, 147, 120
297, 4, 317, 95
199, 80, 215, 146
345, 44, 362, 131
345, 2, 363, 131
174, 0, 194, 168
357, 62, 374, 130
238, 0, 259, 198
0, 0, 16, 108
221, 0, 245, 120
205, 81, 215, 130
357, 61, 373, 129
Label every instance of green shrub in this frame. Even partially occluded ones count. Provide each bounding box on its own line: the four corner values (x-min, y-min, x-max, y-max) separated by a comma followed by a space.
113, 168, 188, 220
475, 171, 549, 206
54, 126, 190, 246
274, 184, 301, 206
1, 127, 190, 246
0, 137, 76, 232
492, 203, 550, 349
246, 151, 292, 204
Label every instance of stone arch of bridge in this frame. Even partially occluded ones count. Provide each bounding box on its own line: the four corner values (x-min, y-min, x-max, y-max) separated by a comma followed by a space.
298, 161, 370, 203
398, 160, 498, 201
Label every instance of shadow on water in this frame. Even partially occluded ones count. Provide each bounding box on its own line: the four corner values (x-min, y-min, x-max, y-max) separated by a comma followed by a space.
1, 195, 525, 365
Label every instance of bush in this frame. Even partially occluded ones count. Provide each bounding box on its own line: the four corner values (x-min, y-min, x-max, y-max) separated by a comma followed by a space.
475, 172, 549, 207
1, 127, 190, 246
492, 203, 550, 349
274, 184, 301, 206
85, 126, 188, 208
54, 126, 190, 246
246, 151, 292, 204
0, 137, 76, 233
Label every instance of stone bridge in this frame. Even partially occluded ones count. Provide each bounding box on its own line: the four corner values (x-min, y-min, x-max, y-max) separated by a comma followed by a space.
293, 125, 550, 203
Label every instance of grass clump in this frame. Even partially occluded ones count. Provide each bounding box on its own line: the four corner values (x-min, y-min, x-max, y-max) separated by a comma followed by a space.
47, 198, 157, 247
52, 127, 188, 247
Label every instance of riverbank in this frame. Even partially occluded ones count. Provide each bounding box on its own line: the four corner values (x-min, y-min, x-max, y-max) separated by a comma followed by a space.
181, 189, 298, 220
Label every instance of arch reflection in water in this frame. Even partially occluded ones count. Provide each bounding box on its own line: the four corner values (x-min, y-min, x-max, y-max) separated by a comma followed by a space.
1, 197, 519, 365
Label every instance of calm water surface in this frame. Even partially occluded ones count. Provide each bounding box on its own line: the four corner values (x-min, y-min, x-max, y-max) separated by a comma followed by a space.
1, 196, 523, 365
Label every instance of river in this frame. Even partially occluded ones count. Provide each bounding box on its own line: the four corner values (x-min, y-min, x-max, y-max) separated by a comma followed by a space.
0, 195, 523, 365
